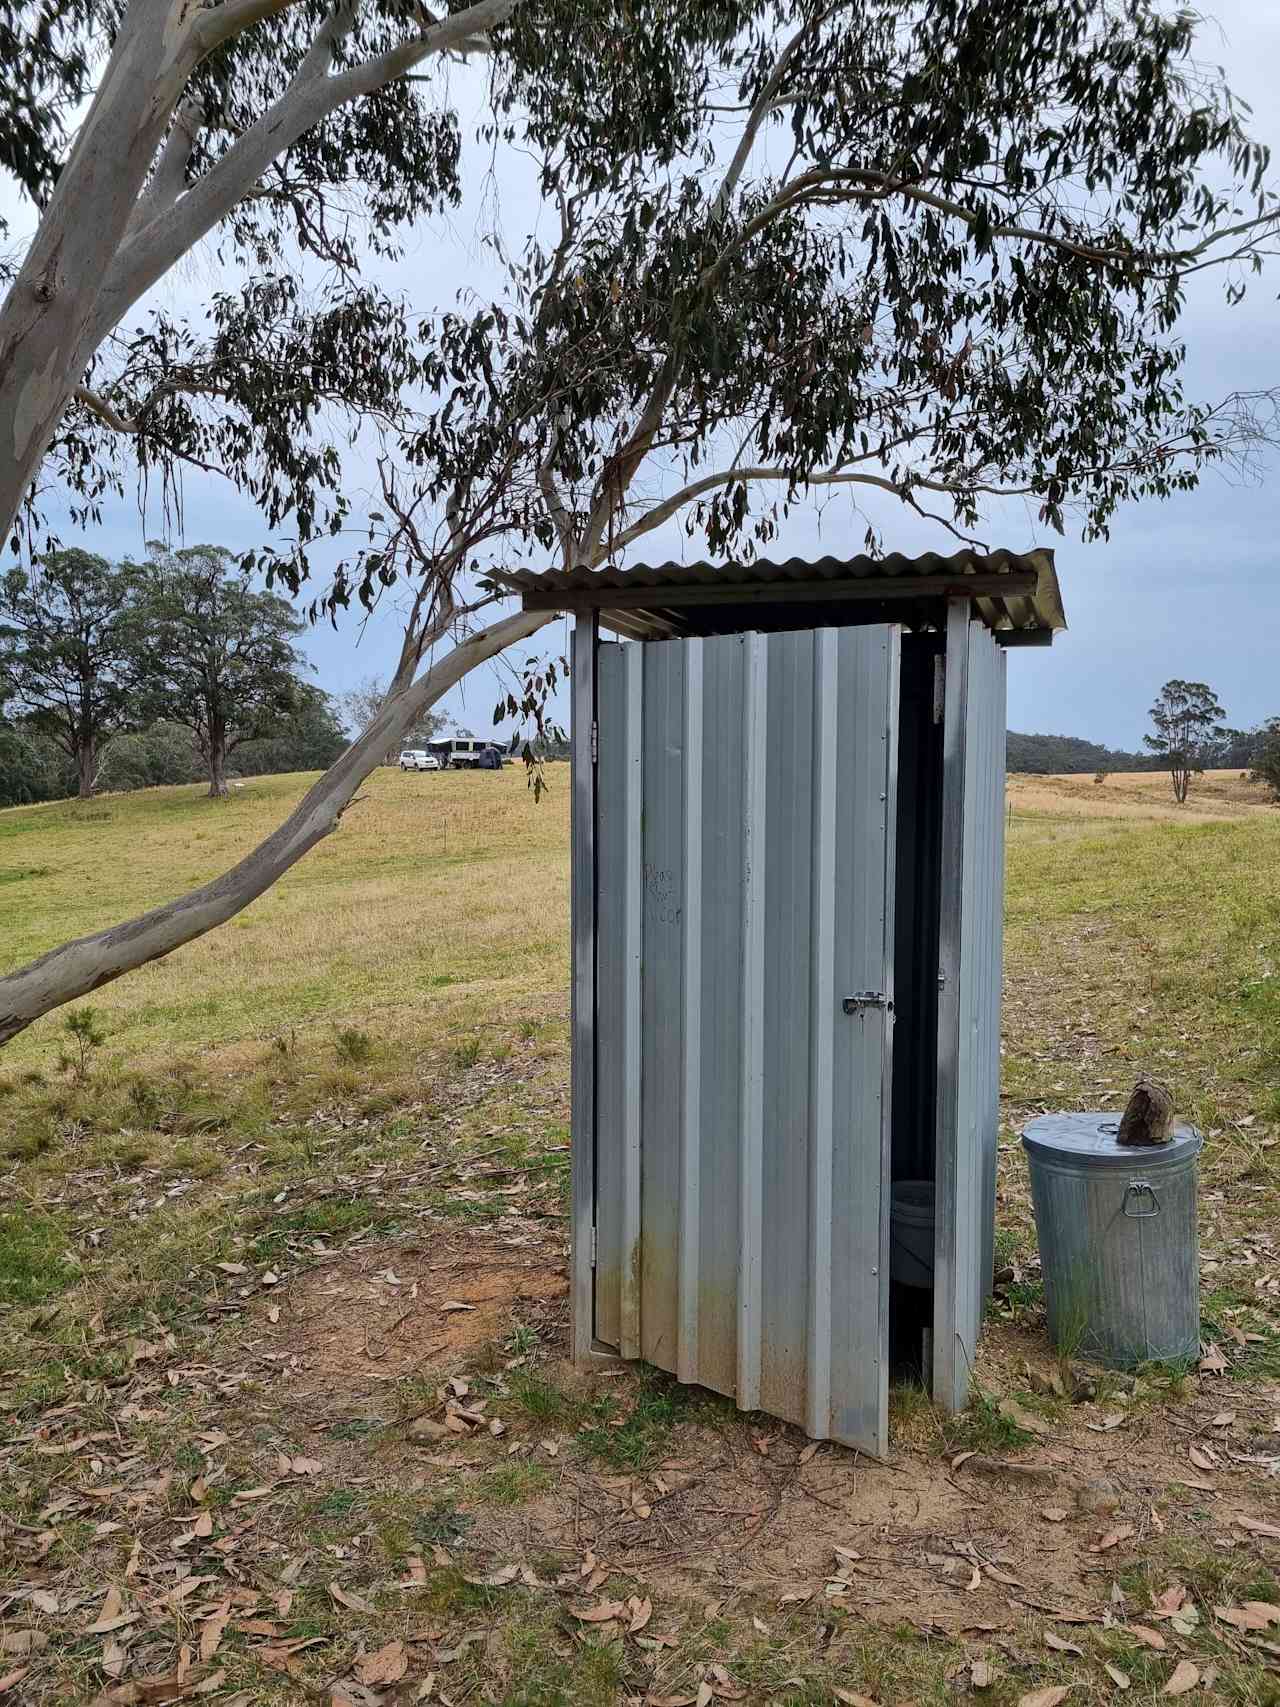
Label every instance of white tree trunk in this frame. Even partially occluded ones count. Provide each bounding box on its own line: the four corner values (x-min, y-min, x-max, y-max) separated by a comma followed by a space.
0, 608, 551, 1045
0, 0, 517, 547
0, 0, 197, 538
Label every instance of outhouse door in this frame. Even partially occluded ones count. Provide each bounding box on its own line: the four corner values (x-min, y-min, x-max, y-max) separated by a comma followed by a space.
589, 626, 899, 1454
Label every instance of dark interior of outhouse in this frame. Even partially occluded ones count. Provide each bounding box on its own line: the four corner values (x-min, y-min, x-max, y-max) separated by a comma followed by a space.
888, 631, 947, 1384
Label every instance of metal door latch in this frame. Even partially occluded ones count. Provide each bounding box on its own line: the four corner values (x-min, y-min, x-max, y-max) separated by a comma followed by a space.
842, 992, 893, 1015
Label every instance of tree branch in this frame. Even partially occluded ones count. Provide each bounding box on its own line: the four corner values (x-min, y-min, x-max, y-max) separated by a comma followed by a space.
713, 15, 818, 220
537, 427, 575, 562
608, 463, 983, 549
124, 98, 205, 241
609, 401, 1271, 550
583, 352, 681, 553
579, 19, 832, 554
73, 385, 143, 435
195, 0, 327, 56
92, 0, 518, 346
705, 165, 1280, 294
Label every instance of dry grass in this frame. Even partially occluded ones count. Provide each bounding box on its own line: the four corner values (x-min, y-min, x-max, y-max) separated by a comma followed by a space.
2, 764, 1280, 1705
0, 763, 571, 1070
1009, 765, 1274, 823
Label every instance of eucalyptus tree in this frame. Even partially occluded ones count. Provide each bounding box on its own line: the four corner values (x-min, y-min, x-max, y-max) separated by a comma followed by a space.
0, 0, 757, 560
135, 545, 312, 797
1144, 678, 1228, 803
2, 0, 1280, 1048
0, 0, 525, 548
0, 550, 144, 798
377, 2, 1280, 599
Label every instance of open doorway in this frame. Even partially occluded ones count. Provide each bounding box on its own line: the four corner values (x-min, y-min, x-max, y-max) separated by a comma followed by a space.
889, 632, 946, 1386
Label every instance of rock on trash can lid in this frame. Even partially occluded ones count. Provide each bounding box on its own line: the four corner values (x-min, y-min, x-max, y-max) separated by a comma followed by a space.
1021, 1111, 1203, 1169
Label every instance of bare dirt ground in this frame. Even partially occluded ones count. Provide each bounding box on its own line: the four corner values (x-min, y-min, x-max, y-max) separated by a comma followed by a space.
239, 1225, 1280, 1632
254, 1236, 570, 1400
9, 1208, 1275, 1706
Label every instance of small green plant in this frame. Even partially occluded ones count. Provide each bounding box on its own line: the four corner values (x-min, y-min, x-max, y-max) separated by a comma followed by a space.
3, 1126, 54, 1161
314, 1488, 361, 1520
942, 1386, 1035, 1455
414, 1500, 472, 1546
887, 1380, 941, 1450
126, 1076, 163, 1122
328, 1416, 382, 1441
334, 1026, 374, 1065
451, 1035, 483, 1070
56, 1006, 106, 1082
579, 1370, 685, 1469
504, 1323, 539, 1359
505, 1369, 581, 1425
475, 1462, 552, 1506
0, 1210, 77, 1305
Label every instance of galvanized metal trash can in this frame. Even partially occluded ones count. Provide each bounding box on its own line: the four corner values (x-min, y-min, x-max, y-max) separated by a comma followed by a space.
1022, 1113, 1203, 1368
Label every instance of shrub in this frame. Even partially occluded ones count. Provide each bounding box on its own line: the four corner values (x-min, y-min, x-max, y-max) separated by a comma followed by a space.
56, 1007, 106, 1082
334, 1027, 374, 1065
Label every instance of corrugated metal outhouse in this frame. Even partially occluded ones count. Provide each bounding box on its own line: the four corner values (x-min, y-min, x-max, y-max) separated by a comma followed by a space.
503, 550, 1067, 1455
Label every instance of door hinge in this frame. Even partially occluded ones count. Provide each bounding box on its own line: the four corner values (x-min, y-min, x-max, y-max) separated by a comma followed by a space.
590, 1225, 598, 1266
590, 720, 598, 764
842, 991, 894, 1015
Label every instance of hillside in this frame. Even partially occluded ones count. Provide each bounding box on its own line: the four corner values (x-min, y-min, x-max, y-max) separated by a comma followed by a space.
1006, 729, 1159, 774
0, 764, 570, 1066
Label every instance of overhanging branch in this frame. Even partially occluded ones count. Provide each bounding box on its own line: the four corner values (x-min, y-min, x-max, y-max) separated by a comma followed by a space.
705, 165, 1280, 293
94, 0, 518, 345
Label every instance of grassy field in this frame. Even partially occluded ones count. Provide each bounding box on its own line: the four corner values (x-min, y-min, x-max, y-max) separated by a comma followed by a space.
1, 765, 1279, 1706
0, 765, 572, 1069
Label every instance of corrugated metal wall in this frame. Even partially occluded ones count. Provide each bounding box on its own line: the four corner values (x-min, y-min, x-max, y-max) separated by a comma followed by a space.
933, 613, 1007, 1411
971, 622, 1008, 1318
595, 628, 898, 1451
594, 641, 641, 1357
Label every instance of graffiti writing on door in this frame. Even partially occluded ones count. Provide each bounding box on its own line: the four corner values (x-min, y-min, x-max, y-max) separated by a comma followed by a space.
643, 863, 682, 926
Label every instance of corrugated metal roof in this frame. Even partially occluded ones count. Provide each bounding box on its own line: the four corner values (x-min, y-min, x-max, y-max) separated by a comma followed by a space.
496, 547, 1066, 643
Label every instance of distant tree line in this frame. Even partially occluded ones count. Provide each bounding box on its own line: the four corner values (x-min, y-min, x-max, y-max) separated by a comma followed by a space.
0, 546, 347, 808
1009, 722, 1269, 781
1006, 732, 1162, 776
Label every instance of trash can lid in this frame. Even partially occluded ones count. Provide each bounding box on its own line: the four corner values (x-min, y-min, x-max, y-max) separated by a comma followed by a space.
1021, 1112, 1202, 1170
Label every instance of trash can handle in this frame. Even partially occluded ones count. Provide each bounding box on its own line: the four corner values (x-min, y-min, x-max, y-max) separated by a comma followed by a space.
1123, 1180, 1160, 1218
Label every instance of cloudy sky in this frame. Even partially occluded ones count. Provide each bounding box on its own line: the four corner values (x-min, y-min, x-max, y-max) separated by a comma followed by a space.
5, 1, 1278, 750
